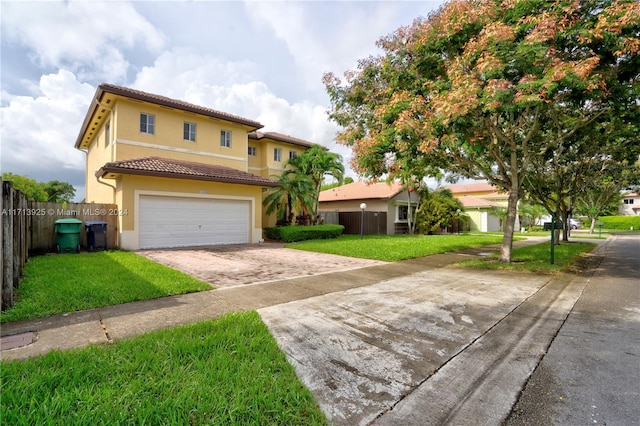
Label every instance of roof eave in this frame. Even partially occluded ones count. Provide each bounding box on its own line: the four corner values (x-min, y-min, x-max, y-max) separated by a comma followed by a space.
95, 166, 279, 187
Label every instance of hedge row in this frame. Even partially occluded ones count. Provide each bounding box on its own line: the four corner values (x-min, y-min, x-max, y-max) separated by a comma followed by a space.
264, 224, 345, 242
597, 215, 640, 230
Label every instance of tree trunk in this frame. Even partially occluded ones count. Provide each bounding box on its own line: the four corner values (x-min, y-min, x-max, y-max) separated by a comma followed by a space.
500, 189, 519, 263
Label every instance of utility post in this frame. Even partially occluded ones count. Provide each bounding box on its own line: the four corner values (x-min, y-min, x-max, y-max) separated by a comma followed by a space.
360, 203, 367, 240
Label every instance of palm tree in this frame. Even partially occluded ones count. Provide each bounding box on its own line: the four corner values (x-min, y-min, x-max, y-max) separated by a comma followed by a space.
288, 145, 344, 218
263, 171, 315, 225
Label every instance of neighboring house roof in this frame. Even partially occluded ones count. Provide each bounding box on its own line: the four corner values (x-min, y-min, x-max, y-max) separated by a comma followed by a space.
75, 83, 264, 149
446, 182, 501, 194
458, 195, 504, 208
623, 192, 639, 197
248, 131, 315, 149
96, 157, 279, 187
482, 191, 509, 199
319, 181, 405, 202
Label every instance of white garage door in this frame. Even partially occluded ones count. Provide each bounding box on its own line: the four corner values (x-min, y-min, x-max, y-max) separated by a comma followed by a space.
139, 196, 250, 249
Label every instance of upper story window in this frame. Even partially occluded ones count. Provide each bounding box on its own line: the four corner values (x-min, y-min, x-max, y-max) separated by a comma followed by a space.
140, 113, 155, 134
624, 199, 635, 205
105, 122, 111, 146
220, 130, 231, 148
289, 151, 297, 160
248, 146, 257, 156
184, 122, 196, 142
274, 148, 282, 162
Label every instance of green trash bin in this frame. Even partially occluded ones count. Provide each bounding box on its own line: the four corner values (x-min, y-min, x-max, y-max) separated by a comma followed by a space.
54, 218, 83, 253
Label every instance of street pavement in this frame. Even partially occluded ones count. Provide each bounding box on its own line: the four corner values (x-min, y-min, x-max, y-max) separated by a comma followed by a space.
2, 234, 638, 425
506, 233, 640, 426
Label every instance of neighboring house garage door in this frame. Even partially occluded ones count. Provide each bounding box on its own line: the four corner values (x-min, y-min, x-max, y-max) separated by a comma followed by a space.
139, 195, 250, 249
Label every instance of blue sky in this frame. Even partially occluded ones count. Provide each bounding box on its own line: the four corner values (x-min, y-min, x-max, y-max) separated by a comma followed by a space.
1, 1, 443, 201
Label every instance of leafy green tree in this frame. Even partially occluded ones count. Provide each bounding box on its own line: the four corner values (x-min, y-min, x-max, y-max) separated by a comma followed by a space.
321, 176, 354, 192
415, 188, 464, 234
263, 172, 315, 225
43, 180, 76, 202
2, 173, 48, 201
324, 0, 639, 262
575, 164, 640, 233
287, 145, 344, 218
490, 207, 508, 232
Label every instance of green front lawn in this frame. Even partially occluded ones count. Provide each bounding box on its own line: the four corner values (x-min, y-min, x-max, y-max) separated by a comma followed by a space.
1, 311, 327, 426
287, 234, 507, 261
0, 251, 210, 323
459, 242, 597, 272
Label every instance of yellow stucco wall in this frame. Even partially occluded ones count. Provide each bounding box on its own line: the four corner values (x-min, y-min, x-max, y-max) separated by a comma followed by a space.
85, 113, 116, 203
113, 101, 249, 169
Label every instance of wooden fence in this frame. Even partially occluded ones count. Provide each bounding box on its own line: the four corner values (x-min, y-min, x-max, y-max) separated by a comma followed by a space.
338, 211, 388, 235
1, 180, 118, 310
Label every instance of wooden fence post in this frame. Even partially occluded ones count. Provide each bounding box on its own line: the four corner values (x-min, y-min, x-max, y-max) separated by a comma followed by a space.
2, 181, 14, 310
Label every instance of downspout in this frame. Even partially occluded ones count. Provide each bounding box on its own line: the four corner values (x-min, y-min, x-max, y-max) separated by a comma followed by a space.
94, 98, 116, 204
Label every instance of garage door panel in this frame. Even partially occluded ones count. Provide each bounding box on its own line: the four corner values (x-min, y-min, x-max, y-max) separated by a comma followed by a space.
139, 196, 250, 249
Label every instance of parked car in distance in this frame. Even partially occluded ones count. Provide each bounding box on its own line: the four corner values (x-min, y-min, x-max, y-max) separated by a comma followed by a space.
569, 218, 580, 229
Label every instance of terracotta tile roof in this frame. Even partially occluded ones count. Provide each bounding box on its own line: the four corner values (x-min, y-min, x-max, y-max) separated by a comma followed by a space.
446, 182, 501, 194
101, 84, 263, 129
458, 195, 504, 208
96, 157, 278, 187
248, 131, 316, 148
319, 181, 405, 202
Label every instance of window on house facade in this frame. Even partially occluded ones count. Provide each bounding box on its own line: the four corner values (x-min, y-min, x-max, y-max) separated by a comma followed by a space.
184, 122, 196, 142
289, 151, 297, 160
105, 122, 110, 146
274, 148, 282, 162
624, 199, 634, 205
140, 113, 155, 134
248, 146, 257, 156
397, 205, 409, 222
220, 130, 231, 148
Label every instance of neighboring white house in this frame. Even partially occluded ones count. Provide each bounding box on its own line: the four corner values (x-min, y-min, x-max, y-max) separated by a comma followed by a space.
319, 181, 419, 235
619, 191, 640, 216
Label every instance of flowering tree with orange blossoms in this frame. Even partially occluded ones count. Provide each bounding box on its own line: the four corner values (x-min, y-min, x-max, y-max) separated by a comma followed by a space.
324, 0, 639, 262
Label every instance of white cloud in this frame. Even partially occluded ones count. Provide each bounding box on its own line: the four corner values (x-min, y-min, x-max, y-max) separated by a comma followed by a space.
244, 1, 433, 91
1, 70, 93, 195
1, 1, 166, 83
130, 50, 343, 152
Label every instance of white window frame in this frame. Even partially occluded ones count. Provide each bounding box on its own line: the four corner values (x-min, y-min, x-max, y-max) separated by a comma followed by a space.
274, 148, 282, 162
289, 151, 297, 160
248, 146, 257, 156
140, 113, 155, 135
397, 205, 409, 222
220, 130, 232, 148
184, 122, 196, 142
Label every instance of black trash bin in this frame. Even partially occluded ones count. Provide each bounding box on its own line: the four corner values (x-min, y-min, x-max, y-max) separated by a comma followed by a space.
85, 221, 108, 251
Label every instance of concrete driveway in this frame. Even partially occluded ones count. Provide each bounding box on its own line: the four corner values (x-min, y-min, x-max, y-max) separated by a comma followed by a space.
139, 243, 386, 288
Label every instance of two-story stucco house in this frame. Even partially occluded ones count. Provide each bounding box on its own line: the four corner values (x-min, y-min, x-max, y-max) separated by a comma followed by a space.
75, 84, 313, 250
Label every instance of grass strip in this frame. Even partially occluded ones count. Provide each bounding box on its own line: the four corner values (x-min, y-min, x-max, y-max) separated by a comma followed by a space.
1, 311, 327, 426
1, 251, 210, 323
286, 234, 506, 261
458, 241, 597, 272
